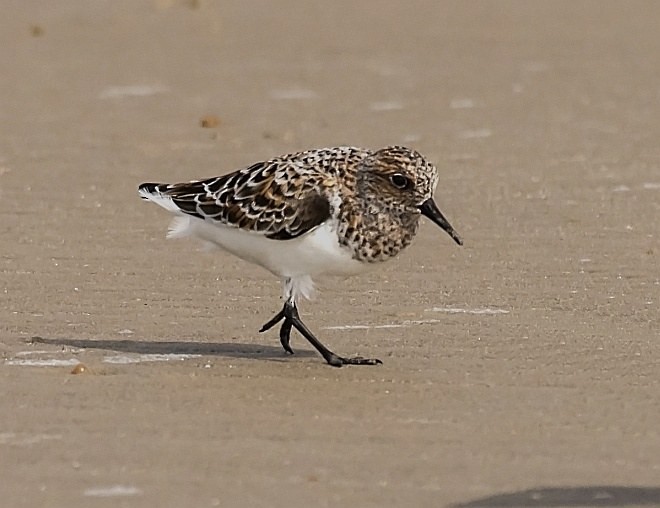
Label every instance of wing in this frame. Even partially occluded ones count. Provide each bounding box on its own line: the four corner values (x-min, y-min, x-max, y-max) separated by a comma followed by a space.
139, 160, 332, 240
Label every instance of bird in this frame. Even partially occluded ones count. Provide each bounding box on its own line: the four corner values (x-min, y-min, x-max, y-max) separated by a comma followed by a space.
138, 145, 462, 367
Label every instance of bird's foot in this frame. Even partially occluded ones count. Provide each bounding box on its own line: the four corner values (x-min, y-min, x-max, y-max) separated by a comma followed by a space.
262, 302, 382, 367
260, 308, 295, 354
279, 319, 294, 355
324, 353, 383, 367
339, 356, 383, 366
259, 309, 285, 333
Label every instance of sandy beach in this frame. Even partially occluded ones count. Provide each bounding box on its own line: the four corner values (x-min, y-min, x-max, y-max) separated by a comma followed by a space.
1, 1, 659, 506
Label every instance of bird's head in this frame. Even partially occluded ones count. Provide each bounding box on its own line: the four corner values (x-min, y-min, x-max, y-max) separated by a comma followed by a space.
362, 146, 463, 246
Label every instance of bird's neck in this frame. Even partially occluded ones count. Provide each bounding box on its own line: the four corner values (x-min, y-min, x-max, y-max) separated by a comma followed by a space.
335, 195, 419, 263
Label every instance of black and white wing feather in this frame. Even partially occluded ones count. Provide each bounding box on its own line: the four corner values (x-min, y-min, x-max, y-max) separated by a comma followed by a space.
139, 160, 333, 240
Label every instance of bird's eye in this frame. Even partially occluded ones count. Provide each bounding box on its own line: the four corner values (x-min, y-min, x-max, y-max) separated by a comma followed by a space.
389, 173, 411, 190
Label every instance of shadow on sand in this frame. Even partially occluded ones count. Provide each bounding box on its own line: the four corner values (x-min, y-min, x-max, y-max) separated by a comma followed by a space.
30, 336, 316, 361
451, 486, 660, 507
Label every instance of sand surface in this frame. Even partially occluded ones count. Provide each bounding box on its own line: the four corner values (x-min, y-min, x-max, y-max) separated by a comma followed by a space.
1, 1, 659, 507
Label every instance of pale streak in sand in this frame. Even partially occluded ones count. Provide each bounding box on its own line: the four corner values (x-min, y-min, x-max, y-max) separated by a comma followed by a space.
324, 307, 509, 330
4, 358, 80, 367
102, 354, 201, 364
83, 486, 142, 497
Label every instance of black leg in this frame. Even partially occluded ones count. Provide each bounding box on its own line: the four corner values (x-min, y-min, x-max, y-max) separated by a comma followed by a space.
279, 319, 294, 354
259, 307, 293, 354
260, 301, 382, 367
259, 309, 285, 333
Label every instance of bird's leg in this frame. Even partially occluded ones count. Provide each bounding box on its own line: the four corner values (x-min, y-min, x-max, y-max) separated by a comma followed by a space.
260, 300, 382, 367
259, 307, 293, 354
278, 318, 294, 354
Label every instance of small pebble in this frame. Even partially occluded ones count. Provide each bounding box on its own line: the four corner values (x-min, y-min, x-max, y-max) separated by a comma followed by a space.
29, 25, 44, 37
70, 363, 87, 375
200, 115, 220, 128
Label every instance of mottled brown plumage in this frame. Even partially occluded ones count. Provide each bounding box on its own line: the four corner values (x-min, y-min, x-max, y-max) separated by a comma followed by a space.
138, 145, 462, 366
140, 146, 460, 260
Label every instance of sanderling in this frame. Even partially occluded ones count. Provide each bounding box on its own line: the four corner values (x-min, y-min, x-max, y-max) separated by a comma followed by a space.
138, 146, 462, 367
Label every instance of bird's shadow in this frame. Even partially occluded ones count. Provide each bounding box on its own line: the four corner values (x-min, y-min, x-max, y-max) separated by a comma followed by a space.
29, 336, 316, 361
450, 486, 660, 507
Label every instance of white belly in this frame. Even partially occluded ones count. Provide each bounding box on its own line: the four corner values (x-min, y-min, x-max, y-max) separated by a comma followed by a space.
170, 215, 365, 278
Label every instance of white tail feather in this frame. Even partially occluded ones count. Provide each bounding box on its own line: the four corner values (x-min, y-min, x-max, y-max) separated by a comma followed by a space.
167, 216, 193, 239
139, 186, 181, 214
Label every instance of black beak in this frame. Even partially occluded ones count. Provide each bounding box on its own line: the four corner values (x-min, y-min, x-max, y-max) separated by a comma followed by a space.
418, 198, 463, 246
